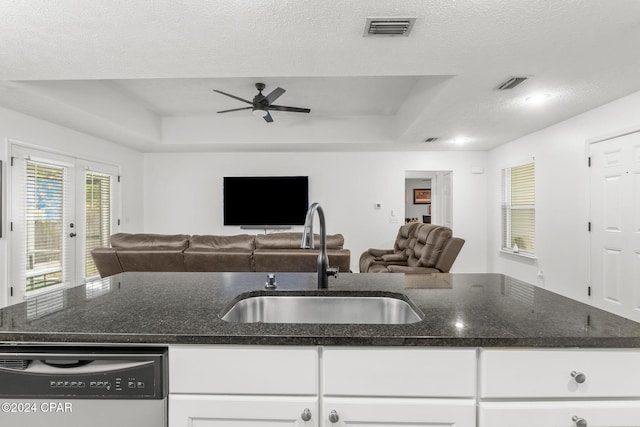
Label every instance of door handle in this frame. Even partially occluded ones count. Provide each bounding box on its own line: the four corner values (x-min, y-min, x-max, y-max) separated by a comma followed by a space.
69, 233, 77, 238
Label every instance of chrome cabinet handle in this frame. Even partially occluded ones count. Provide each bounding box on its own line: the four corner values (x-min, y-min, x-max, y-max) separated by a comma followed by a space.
328, 410, 339, 423
300, 408, 312, 422
571, 370, 586, 383
572, 415, 587, 427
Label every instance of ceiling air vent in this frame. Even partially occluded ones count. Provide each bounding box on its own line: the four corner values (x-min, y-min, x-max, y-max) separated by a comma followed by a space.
364, 18, 416, 37
497, 76, 528, 90
423, 137, 439, 143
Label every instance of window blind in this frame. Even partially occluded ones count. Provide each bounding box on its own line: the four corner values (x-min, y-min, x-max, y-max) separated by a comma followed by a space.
25, 161, 65, 291
502, 161, 535, 255
85, 171, 111, 280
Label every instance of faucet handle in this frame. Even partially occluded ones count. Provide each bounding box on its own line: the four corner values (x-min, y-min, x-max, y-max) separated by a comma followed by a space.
265, 273, 277, 290
327, 267, 339, 278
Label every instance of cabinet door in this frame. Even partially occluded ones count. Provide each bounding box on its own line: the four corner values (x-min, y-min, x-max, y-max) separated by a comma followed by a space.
169, 395, 318, 427
479, 401, 640, 427
322, 397, 475, 427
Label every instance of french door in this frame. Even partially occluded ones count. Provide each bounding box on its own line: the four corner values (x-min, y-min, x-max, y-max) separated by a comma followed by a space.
9, 145, 118, 304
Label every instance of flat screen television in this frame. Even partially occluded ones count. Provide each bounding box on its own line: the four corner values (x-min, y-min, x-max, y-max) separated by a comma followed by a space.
223, 176, 309, 226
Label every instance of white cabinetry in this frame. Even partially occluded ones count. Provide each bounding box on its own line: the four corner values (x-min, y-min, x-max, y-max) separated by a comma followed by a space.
168, 346, 476, 427
321, 348, 476, 427
169, 346, 319, 427
169, 346, 640, 427
479, 349, 640, 427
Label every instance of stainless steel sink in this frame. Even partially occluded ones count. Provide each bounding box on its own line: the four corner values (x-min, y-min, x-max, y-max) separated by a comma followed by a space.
220, 293, 423, 324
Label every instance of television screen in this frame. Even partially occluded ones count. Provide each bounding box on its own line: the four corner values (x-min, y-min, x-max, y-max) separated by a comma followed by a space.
223, 176, 309, 226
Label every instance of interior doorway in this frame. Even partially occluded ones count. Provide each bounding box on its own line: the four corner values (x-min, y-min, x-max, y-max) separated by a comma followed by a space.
405, 171, 453, 227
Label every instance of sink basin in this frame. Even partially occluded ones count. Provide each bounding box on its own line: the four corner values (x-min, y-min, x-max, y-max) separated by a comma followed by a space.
220, 293, 423, 324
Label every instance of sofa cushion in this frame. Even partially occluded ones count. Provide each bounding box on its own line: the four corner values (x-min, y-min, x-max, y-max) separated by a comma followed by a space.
255, 232, 344, 250
254, 249, 351, 273
408, 225, 453, 268
394, 222, 421, 254
190, 234, 255, 251
111, 233, 190, 251
184, 248, 253, 272
116, 250, 186, 272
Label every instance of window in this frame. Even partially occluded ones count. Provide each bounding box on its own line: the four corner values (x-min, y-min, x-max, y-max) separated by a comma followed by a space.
502, 161, 535, 256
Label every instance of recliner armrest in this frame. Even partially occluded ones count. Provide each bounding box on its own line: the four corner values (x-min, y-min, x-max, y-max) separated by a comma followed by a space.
385, 265, 440, 274
367, 248, 394, 258
380, 253, 408, 263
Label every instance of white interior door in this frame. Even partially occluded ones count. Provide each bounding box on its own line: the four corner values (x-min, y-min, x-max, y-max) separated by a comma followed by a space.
441, 171, 453, 228
589, 131, 640, 321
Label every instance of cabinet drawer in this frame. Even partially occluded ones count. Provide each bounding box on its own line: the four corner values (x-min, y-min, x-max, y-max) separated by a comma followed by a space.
170, 395, 319, 427
479, 401, 640, 427
480, 349, 640, 398
323, 397, 476, 427
323, 347, 476, 398
169, 345, 318, 395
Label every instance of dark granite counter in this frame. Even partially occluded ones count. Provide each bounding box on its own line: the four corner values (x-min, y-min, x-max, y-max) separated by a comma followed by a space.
1, 272, 640, 347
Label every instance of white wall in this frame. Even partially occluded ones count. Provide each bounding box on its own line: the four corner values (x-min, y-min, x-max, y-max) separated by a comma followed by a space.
0, 106, 145, 307
487, 89, 640, 303
144, 151, 487, 273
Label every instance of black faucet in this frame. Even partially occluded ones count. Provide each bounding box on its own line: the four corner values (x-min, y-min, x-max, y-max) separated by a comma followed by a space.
301, 203, 338, 289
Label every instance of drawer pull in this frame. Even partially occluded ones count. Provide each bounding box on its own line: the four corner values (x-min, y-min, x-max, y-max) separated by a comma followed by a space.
328, 410, 340, 423
572, 415, 587, 427
301, 408, 312, 422
571, 371, 586, 383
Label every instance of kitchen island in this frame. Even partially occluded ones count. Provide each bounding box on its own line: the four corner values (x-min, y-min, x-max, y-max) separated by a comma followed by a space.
3, 272, 640, 426
0, 272, 639, 347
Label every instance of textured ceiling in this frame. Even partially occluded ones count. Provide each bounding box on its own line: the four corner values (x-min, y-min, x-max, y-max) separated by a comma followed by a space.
0, 0, 639, 152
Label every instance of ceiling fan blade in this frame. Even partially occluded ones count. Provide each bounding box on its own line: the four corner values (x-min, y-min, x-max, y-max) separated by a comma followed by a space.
264, 87, 286, 105
268, 104, 311, 113
213, 89, 253, 105
263, 111, 274, 123
217, 106, 253, 113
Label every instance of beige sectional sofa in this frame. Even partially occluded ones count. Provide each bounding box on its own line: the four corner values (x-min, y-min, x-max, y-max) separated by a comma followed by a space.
91, 232, 351, 278
359, 223, 464, 273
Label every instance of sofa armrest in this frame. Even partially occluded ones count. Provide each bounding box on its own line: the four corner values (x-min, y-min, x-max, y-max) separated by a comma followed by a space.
91, 248, 123, 278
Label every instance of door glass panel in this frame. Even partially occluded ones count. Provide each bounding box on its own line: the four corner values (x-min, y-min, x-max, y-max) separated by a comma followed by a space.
85, 171, 111, 280
25, 161, 64, 292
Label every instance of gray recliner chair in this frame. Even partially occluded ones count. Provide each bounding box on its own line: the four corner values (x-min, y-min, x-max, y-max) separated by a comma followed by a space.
359, 223, 464, 273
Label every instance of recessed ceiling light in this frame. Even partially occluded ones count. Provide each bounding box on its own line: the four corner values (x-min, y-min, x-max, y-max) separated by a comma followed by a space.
524, 93, 551, 106
452, 136, 470, 145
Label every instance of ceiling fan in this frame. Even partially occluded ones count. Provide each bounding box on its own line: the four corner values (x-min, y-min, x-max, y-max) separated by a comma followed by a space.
213, 83, 311, 123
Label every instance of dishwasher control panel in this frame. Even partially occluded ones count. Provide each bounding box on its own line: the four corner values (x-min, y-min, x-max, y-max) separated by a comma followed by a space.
0, 347, 167, 399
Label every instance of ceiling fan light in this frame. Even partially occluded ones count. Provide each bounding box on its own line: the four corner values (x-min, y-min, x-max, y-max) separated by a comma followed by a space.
252, 108, 268, 118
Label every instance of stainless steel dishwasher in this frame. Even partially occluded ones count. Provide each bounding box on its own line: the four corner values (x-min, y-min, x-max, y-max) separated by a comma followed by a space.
0, 346, 167, 427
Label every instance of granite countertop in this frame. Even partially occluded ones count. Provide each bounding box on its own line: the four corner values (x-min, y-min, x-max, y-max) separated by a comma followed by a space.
1, 272, 640, 347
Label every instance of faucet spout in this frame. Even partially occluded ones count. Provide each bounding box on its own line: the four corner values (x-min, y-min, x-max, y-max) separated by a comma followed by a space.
301, 203, 338, 289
